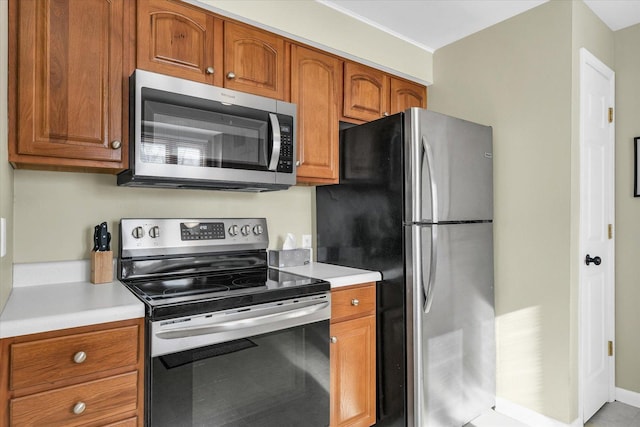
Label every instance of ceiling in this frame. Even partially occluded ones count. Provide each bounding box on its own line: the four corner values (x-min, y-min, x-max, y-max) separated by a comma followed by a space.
318, 0, 640, 52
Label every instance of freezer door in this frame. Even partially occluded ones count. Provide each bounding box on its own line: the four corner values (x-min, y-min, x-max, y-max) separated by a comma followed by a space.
405, 223, 495, 427
405, 109, 493, 223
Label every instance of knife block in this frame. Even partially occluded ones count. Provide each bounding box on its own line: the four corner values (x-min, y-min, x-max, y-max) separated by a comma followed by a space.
90, 251, 113, 284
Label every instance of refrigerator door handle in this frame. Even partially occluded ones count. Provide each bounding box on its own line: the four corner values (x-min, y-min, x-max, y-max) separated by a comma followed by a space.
418, 136, 438, 223
423, 225, 438, 313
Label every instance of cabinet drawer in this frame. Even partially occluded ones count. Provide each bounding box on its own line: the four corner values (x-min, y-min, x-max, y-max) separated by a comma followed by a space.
10, 372, 138, 427
331, 283, 376, 323
103, 416, 138, 427
10, 325, 139, 390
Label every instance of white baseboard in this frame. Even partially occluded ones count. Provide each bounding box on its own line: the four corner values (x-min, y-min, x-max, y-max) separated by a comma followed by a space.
616, 387, 640, 409
495, 397, 582, 427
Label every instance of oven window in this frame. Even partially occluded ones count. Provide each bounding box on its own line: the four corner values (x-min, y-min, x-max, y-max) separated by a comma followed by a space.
150, 320, 330, 427
140, 92, 270, 171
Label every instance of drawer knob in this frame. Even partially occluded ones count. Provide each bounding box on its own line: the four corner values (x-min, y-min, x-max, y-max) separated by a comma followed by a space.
330, 336, 338, 344
73, 401, 86, 415
73, 351, 87, 364
351, 298, 360, 306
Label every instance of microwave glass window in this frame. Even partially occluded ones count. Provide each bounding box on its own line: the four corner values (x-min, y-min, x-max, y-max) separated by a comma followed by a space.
141, 142, 167, 164
142, 99, 270, 171
177, 146, 204, 166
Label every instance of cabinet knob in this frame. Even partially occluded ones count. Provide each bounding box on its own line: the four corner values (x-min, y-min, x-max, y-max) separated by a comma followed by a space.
206, 66, 215, 75
110, 140, 121, 150
73, 402, 86, 415
382, 112, 389, 117
226, 71, 236, 80
351, 298, 359, 306
296, 160, 300, 166
73, 351, 87, 364
330, 336, 338, 344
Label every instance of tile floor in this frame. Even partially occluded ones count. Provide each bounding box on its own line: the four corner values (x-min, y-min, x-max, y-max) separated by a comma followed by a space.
585, 401, 640, 426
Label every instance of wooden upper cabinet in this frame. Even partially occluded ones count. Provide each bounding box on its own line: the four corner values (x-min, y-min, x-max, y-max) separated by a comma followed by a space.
291, 45, 342, 184
390, 77, 427, 114
8, 0, 133, 172
224, 21, 287, 100
136, 0, 222, 85
343, 62, 390, 122
343, 61, 428, 123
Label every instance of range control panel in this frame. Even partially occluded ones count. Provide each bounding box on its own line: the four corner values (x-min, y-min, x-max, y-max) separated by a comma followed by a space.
120, 218, 269, 257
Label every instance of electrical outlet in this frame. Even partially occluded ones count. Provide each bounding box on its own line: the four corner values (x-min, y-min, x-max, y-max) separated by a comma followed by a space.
301, 234, 312, 248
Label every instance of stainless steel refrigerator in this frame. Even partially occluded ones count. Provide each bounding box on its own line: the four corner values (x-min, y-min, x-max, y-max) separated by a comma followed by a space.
316, 108, 495, 427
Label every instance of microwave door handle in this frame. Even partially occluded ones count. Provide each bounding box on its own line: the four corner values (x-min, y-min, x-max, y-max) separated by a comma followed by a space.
268, 113, 281, 171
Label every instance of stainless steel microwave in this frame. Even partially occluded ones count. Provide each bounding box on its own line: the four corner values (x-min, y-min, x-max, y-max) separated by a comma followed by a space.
118, 70, 296, 191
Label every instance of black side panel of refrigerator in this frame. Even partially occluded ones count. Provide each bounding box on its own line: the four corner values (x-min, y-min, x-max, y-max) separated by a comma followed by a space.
317, 114, 406, 427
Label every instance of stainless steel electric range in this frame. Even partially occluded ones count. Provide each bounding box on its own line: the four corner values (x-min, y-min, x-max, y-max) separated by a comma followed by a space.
118, 218, 331, 427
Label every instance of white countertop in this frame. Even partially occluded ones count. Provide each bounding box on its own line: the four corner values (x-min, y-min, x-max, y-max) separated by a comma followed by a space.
278, 262, 381, 288
0, 261, 145, 339
0, 261, 380, 339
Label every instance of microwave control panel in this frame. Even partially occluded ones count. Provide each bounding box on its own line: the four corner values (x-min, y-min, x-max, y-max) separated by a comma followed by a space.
277, 117, 294, 173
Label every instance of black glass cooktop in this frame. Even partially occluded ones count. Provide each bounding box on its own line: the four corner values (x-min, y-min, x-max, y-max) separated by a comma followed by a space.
122, 267, 330, 320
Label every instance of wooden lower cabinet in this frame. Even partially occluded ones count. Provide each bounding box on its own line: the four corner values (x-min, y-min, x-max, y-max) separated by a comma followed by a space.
0, 318, 144, 427
330, 283, 376, 427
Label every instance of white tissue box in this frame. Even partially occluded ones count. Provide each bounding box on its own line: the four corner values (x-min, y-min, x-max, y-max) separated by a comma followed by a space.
268, 249, 311, 268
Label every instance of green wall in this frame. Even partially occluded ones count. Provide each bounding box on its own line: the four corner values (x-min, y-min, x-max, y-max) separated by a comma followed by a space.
429, 0, 620, 423
0, 0, 12, 309
613, 22, 640, 395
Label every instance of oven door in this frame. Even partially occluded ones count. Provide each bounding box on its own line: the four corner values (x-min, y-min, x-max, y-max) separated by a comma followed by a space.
148, 294, 331, 427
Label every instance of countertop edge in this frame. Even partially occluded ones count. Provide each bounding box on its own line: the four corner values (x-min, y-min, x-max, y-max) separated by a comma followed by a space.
1, 261, 381, 339
0, 304, 145, 339
276, 262, 382, 288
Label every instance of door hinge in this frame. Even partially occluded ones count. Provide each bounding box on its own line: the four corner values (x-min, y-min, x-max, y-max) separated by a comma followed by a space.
608, 107, 614, 123
608, 224, 613, 239
608, 341, 614, 356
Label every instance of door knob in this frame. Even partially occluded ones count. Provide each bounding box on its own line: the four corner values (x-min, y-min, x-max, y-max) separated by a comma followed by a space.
585, 254, 602, 266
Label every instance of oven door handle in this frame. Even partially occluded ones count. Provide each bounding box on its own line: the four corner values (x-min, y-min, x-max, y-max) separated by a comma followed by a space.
268, 113, 281, 171
155, 300, 329, 341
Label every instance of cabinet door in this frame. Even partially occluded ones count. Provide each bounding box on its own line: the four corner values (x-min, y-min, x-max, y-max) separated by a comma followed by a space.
224, 21, 287, 99
330, 315, 376, 427
137, 0, 222, 85
390, 77, 427, 114
291, 45, 342, 184
343, 62, 390, 122
9, 0, 130, 170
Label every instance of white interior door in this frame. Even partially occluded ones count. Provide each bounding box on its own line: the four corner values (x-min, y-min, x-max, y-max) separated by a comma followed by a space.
579, 48, 615, 423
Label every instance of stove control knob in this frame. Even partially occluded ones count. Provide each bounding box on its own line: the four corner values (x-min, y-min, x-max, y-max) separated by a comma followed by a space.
240, 225, 251, 236
228, 225, 239, 236
132, 226, 144, 239
149, 226, 160, 238
253, 225, 264, 235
